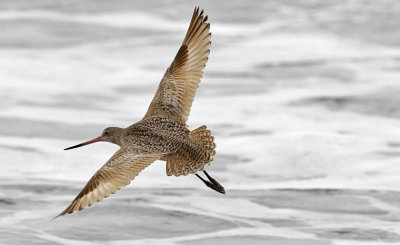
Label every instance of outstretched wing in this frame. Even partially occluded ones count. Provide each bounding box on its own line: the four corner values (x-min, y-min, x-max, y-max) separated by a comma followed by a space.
144, 7, 211, 123
57, 147, 162, 217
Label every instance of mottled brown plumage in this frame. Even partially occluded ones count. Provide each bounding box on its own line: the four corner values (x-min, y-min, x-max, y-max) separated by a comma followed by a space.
57, 7, 221, 217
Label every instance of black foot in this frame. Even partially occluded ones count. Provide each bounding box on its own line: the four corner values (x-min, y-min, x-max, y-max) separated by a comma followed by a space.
196, 173, 225, 194
203, 171, 225, 193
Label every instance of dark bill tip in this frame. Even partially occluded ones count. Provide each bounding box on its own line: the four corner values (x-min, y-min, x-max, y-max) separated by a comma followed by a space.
64, 144, 84, 150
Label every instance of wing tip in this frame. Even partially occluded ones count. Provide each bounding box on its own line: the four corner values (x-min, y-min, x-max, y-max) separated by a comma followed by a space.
51, 208, 71, 221
193, 6, 209, 23
183, 7, 211, 47
50, 214, 61, 222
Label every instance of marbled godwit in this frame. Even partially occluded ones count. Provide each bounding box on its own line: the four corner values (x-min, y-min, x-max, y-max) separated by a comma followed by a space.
58, 7, 224, 217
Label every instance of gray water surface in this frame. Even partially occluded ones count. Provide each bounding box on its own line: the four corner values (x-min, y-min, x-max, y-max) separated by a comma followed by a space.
1, 1, 400, 244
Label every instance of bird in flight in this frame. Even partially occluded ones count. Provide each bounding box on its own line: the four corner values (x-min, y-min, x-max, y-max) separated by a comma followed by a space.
57, 7, 224, 217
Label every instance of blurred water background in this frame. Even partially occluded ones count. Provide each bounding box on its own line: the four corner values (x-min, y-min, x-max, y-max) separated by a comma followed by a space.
1, 0, 400, 244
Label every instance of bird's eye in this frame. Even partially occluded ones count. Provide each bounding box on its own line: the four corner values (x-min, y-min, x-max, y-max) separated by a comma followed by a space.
104, 131, 109, 136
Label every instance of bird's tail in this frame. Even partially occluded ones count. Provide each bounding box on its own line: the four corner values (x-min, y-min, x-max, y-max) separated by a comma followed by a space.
189, 125, 216, 163
166, 126, 216, 176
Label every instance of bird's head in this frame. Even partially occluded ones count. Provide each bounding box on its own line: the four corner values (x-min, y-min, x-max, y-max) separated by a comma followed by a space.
64, 127, 123, 150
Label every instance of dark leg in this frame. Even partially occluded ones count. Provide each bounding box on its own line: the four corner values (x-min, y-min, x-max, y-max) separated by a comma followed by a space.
203, 171, 225, 194
196, 173, 225, 194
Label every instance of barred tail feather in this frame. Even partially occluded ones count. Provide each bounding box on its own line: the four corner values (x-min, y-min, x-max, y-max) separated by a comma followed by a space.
189, 125, 216, 162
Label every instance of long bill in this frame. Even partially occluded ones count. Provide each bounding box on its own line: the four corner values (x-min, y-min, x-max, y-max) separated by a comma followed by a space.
64, 136, 102, 150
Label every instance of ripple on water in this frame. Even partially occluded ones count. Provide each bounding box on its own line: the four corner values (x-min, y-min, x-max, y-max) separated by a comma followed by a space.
47, 204, 237, 241
292, 87, 400, 119
240, 189, 388, 216
314, 228, 400, 242
0, 117, 104, 140
178, 235, 331, 245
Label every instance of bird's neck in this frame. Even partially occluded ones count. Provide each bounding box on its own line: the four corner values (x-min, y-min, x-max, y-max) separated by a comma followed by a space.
111, 128, 124, 146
